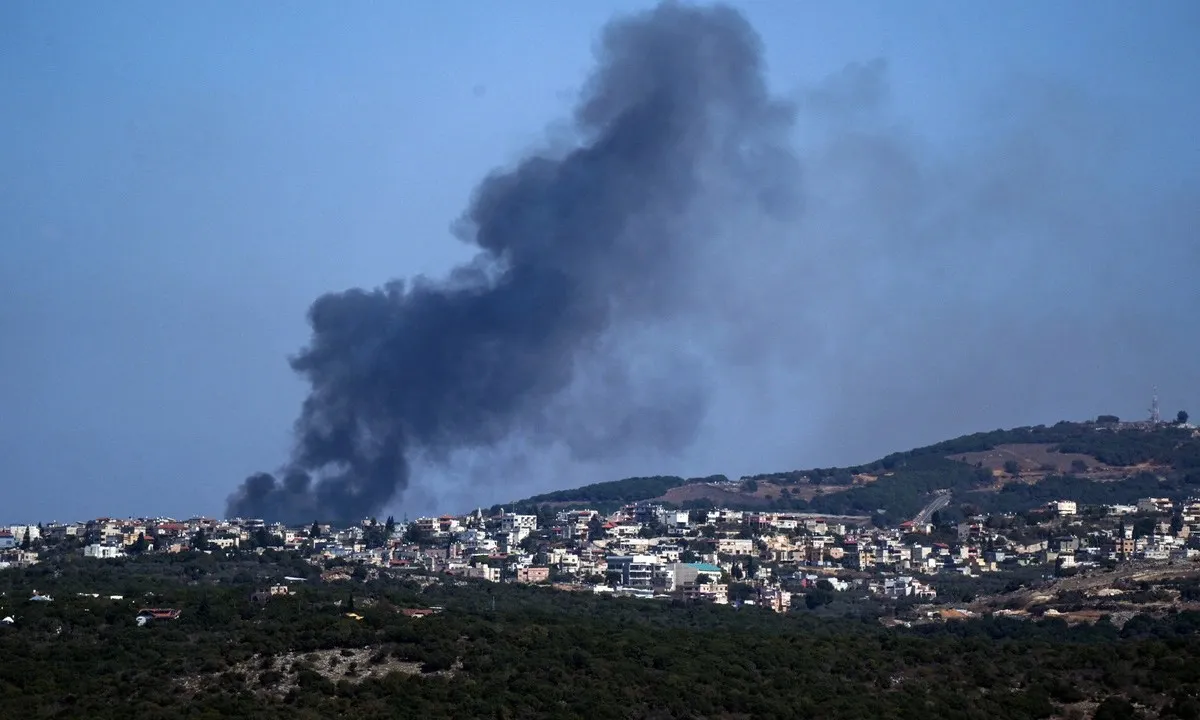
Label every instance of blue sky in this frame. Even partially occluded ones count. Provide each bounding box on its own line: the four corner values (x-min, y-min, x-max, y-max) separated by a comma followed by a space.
2, 1, 1198, 522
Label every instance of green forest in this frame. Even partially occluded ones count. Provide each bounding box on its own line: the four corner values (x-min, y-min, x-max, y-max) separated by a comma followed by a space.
501, 475, 691, 509
2, 554, 1200, 719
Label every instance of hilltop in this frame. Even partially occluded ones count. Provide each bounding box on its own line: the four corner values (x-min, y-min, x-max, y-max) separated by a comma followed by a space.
503, 418, 1200, 523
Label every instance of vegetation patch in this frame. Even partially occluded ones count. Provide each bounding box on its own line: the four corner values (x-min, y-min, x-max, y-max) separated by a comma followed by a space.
179, 646, 460, 699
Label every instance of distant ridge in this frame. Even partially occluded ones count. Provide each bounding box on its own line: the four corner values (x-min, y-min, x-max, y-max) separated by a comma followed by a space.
501, 419, 1200, 522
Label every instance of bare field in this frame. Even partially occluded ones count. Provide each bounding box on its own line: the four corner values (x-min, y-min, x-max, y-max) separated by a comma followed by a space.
659, 480, 856, 507
949, 443, 1105, 474
774, 483, 858, 502
660, 484, 770, 507
970, 560, 1200, 618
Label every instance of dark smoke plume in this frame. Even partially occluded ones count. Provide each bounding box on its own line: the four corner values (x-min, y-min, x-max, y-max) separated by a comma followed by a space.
226, 3, 797, 523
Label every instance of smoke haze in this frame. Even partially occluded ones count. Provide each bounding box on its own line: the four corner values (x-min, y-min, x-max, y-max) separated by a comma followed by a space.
229, 2, 1199, 523
226, 3, 800, 523
8, 2, 1194, 523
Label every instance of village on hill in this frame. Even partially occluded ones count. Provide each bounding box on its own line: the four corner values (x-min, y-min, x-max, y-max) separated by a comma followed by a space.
4, 493, 1200, 623
4, 416, 1200, 719
4, 414, 1198, 624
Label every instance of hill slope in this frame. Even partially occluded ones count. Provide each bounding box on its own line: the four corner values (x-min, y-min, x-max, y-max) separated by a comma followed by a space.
504, 421, 1200, 521
6, 556, 1200, 718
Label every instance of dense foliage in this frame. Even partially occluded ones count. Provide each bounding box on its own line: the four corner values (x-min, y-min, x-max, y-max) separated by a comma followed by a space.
499, 475, 690, 511
2, 555, 1200, 718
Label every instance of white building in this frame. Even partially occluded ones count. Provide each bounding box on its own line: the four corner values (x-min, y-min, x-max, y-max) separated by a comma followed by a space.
1138, 498, 1173, 514
1054, 500, 1077, 517
658, 509, 691, 528
7, 525, 40, 543
548, 548, 581, 574
499, 513, 537, 543
460, 565, 500, 582
716, 538, 754, 556
83, 544, 126, 560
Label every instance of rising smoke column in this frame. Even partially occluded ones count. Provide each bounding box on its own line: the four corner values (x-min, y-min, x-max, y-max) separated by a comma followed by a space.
226, 2, 798, 523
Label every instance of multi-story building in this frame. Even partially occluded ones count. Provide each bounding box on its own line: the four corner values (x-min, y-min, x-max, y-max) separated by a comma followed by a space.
500, 513, 537, 534
1054, 500, 1077, 516
606, 555, 661, 589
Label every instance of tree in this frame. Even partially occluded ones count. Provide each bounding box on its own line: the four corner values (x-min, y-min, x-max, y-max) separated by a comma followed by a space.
1179, 410, 1190, 425
20, 527, 30, 550
743, 479, 759, 493
130, 533, 149, 554
384, 515, 396, 538
728, 582, 756, 603
535, 505, 558, 530
587, 515, 607, 541
309, 521, 321, 539
805, 589, 833, 609
638, 522, 664, 539
1094, 697, 1139, 720
1070, 459, 1089, 474
363, 520, 387, 549
192, 528, 208, 551
1003, 460, 1021, 476
196, 594, 212, 624
253, 527, 276, 548
403, 524, 431, 545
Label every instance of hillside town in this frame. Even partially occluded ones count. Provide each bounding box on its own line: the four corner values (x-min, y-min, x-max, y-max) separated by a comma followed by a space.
4, 491, 1200, 614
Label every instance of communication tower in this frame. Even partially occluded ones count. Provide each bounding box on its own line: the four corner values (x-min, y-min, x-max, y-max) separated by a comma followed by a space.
1149, 387, 1161, 425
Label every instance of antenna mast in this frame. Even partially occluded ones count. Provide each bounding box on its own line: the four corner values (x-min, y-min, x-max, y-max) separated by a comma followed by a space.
1149, 386, 1161, 425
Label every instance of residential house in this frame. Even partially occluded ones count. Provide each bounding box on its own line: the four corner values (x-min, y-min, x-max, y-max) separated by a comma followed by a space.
83, 543, 126, 560
1054, 500, 1077, 516
516, 566, 550, 584
716, 538, 754, 556
458, 565, 500, 582
607, 555, 661, 589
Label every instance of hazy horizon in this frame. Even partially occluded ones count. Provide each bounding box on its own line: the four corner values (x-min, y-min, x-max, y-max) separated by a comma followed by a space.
3, 1, 1197, 523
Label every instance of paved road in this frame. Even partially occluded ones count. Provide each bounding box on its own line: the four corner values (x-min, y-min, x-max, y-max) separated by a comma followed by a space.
911, 491, 952, 526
